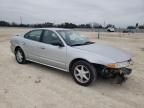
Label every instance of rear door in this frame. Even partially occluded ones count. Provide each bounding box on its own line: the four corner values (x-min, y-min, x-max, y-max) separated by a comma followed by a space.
23, 30, 43, 62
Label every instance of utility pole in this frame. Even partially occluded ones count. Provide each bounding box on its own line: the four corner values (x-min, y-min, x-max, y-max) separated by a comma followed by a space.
104, 21, 106, 28
98, 28, 100, 39
20, 16, 22, 25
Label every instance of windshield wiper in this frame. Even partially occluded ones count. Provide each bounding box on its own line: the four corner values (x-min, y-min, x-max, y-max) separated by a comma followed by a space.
83, 41, 94, 45
71, 41, 94, 46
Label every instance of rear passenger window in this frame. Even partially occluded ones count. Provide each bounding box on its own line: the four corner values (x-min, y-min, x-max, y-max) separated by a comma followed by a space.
24, 30, 42, 41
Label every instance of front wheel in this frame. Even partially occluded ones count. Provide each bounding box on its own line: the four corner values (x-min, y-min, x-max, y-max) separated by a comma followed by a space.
71, 60, 97, 86
15, 48, 26, 64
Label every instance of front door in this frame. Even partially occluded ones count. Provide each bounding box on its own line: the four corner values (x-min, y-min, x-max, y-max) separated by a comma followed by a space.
38, 30, 66, 70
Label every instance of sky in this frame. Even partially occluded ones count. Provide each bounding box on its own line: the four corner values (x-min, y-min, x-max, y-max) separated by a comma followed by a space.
0, 0, 144, 27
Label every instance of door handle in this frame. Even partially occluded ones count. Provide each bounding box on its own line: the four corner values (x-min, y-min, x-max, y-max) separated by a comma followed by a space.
21, 42, 25, 45
40, 47, 45, 50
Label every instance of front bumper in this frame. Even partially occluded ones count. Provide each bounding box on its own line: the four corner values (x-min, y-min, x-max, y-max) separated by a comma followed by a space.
115, 68, 132, 84
101, 67, 132, 84
101, 59, 133, 84
103, 67, 132, 76
120, 68, 132, 75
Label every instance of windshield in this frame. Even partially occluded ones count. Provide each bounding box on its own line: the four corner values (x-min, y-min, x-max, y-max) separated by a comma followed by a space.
57, 30, 94, 46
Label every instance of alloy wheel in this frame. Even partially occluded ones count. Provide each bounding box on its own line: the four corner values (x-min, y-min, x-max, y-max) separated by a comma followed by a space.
74, 65, 90, 83
16, 50, 23, 63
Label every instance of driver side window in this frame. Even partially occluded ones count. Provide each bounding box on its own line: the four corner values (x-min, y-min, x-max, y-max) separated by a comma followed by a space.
41, 30, 63, 45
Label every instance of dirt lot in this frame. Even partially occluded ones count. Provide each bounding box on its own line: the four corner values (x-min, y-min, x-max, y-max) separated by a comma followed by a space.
0, 27, 144, 108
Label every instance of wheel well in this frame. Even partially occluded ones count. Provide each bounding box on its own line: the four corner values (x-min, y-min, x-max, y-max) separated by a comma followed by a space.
14, 46, 21, 53
69, 58, 90, 71
69, 58, 105, 73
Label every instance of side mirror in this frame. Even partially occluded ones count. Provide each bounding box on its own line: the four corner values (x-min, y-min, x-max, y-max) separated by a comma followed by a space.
51, 41, 64, 47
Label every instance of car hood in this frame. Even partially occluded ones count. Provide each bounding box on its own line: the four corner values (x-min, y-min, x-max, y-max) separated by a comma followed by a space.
74, 43, 131, 63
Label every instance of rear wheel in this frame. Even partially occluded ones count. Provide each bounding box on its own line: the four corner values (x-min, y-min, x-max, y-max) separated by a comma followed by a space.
71, 60, 97, 86
15, 48, 26, 64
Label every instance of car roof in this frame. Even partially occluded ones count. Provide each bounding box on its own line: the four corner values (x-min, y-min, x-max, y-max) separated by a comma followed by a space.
31, 28, 71, 31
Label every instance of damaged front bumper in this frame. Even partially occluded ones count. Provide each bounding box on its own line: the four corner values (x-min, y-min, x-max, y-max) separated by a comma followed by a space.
115, 68, 132, 84
101, 67, 132, 84
120, 68, 132, 75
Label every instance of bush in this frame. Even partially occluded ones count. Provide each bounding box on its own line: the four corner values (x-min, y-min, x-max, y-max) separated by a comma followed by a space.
0, 21, 10, 26
127, 26, 136, 29
138, 25, 144, 29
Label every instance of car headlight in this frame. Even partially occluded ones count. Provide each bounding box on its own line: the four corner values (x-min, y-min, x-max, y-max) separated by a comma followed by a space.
106, 61, 130, 68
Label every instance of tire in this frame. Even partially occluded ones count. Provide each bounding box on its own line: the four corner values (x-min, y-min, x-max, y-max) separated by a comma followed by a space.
15, 48, 26, 64
71, 60, 97, 86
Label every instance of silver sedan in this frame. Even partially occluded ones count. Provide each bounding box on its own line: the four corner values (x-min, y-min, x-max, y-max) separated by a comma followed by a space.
10, 28, 132, 86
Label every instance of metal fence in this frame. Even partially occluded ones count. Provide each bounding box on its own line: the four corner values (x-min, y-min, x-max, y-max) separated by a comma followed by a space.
74, 28, 144, 33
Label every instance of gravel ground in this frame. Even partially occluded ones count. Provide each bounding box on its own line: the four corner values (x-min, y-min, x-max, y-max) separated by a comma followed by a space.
0, 27, 144, 108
